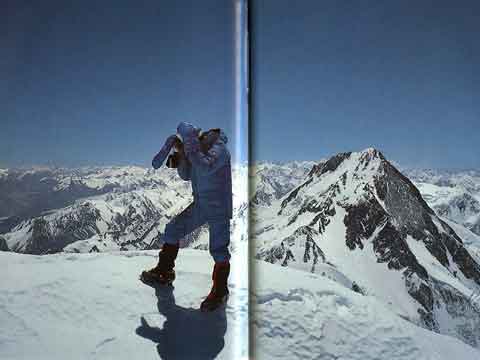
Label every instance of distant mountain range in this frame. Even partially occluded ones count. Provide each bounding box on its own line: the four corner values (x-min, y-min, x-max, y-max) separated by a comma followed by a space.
0, 165, 247, 254
403, 168, 480, 236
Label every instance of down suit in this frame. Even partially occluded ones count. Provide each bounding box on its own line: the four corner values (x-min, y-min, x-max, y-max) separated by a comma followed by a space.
152, 122, 232, 262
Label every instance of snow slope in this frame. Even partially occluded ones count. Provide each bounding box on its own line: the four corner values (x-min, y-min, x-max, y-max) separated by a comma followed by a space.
252, 260, 480, 360
0, 250, 248, 360
2, 249, 478, 360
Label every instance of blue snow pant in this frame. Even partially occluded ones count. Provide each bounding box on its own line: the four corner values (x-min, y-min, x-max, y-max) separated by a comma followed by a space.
163, 202, 231, 263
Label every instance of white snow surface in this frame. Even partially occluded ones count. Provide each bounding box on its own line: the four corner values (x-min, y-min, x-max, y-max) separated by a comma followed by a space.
0, 250, 248, 360
2, 249, 478, 360
252, 261, 480, 360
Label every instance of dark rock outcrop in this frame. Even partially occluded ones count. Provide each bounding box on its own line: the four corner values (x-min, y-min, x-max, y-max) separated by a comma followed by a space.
0, 236, 8, 251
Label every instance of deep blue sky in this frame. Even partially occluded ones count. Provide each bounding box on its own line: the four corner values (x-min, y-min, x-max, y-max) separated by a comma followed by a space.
1, 0, 240, 167
251, 1, 480, 169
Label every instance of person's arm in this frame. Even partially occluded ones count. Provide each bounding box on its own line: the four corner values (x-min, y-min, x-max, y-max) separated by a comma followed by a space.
152, 135, 178, 169
187, 141, 228, 176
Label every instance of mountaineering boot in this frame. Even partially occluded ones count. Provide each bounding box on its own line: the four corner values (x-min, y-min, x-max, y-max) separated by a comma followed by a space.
140, 243, 179, 285
200, 261, 230, 312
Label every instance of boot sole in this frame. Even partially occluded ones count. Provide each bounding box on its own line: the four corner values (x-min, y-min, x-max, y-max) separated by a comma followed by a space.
139, 272, 175, 286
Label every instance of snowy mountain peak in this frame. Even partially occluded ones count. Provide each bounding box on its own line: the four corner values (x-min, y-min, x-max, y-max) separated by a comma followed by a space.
307, 148, 384, 179
281, 148, 388, 215
255, 149, 480, 347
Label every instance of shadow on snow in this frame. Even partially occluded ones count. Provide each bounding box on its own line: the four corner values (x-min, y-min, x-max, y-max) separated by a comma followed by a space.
136, 283, 227, 359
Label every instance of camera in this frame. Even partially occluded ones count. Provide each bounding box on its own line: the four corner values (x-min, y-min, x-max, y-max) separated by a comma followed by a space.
166, 152, 180, 168
166, 137, 184, 168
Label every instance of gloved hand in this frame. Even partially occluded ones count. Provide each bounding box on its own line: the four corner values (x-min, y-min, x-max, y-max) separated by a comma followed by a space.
177, 122, 201, 157
152, 134, 179, 169
165, 134, 179, 148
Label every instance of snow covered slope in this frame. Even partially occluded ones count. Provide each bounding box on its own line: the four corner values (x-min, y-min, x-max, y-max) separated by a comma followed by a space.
0, 250, 248, 360
253, 148, 480, 348
2, 249, 477, 360
252, 260, 480, 360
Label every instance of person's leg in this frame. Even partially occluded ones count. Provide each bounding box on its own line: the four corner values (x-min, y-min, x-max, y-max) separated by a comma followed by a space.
207, 219, 231, 263
142, 203, 205, 284
200, 219, 231, 311
163, 202, 206, 246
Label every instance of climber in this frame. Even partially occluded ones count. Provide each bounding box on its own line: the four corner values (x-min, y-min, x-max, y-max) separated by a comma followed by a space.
141, 122, 232, 312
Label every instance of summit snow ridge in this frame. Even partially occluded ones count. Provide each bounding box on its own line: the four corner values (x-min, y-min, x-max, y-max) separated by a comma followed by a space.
0, 250, 248, 360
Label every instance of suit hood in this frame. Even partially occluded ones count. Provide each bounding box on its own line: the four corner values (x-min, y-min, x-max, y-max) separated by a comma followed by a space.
201, 128, 228, 146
